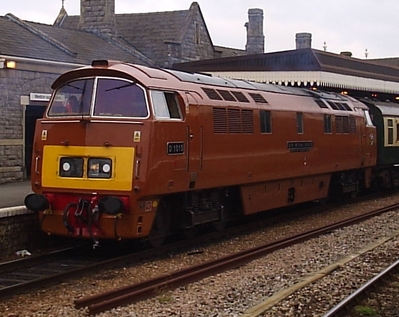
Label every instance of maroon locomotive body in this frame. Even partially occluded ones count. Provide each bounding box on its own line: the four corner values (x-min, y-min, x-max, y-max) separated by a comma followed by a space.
25, 60, 377, 246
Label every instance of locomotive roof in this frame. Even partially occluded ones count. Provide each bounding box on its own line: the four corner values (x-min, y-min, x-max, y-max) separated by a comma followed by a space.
53, 60, 362, 115
56, 60, 350, 101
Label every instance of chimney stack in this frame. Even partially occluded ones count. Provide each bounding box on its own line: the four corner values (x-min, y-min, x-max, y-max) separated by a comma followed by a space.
295, 33, 312, 49
79, 0, 116, 39
245, 8, 265, 54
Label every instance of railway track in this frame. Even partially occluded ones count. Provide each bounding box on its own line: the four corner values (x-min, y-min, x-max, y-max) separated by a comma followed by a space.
0, 245, 112, 299
0, 209, 287, 300
74, 202, 399, 315
0, 195, 334, 300
322, 258, 399, 317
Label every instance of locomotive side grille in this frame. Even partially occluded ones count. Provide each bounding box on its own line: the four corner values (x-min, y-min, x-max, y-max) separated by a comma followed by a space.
202, 87, 223, 100
231, 91, 250, 103
336, 116, 343, 133
249, 93, 268, 104
349, 117, 356, 133
217, 89, 237, 102
228, 108, 241, 133
213, 107, 228, 133
342, 116, 350, 133
241, 109, 254, 134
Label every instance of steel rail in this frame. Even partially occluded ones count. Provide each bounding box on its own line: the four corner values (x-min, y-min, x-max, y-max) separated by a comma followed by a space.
321, 258, 399, 317
75, 202, 399, 315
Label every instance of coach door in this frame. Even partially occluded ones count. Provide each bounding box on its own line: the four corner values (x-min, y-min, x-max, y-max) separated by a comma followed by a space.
185, 92, 203, 188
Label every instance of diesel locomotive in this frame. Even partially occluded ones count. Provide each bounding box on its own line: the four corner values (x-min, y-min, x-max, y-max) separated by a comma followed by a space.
24, 60, 398, 247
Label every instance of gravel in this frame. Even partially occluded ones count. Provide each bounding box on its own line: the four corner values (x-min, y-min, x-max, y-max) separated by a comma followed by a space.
1, 193, 399, 317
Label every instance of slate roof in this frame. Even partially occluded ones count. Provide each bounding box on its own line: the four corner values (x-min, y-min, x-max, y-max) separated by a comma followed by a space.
214, 45, 247, 58
0, 14, 152, 65
59, 3, 214, 66
60, 10, 189, 66
174, 48, 399, 83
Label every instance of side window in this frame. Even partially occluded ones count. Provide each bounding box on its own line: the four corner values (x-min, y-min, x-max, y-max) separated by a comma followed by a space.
151, 91, 182, 120
324, 114, 332, 134
296, 112, 303, 134
260, 110, 271, 133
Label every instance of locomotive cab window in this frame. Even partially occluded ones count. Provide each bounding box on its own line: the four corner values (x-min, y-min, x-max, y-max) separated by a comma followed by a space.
48, 77, 149, 118
94, 78, 148, 118
151, 91, 182, 120
48, 79, 94, 117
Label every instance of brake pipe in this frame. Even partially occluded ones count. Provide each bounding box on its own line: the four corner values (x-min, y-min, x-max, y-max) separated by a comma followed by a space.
63, 202, 77, 233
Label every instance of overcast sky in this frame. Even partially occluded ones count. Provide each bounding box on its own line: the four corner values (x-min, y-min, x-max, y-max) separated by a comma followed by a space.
0, 0, 397, 59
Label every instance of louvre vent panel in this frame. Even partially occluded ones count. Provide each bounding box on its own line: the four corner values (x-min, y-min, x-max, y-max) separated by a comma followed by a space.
335, 116, 343, 133
231, 91, 250, 103
349, 117, 356, 133
241, 110, 254, 133
249, 93, 268, 104
217, 90, 237, 102
213, 107, 228, 133
228, 109, 241, 133
315, 99, 328, 108
202, 87, 223, 100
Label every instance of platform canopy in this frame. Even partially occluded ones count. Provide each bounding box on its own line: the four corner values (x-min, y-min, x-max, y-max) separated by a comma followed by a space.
174, 48, 399, 95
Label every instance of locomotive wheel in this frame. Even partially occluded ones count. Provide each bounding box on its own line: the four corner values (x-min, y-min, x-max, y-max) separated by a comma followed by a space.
148, 201, 170, 248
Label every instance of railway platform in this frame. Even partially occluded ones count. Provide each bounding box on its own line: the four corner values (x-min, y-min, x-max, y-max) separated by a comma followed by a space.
0, 180, 32, 217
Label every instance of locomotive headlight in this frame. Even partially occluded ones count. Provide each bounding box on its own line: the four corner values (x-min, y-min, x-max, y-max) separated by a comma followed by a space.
62, 162, 71, 171
59, 157, 83, 177
88, 158, 112, 178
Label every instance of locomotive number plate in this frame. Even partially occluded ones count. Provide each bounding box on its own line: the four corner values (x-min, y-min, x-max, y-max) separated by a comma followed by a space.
287, 141, 313, 152
167, 142, 184, 155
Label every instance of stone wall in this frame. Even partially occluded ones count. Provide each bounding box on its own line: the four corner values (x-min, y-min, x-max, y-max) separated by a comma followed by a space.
0, 211, 44, 257
0, 68, 59, 184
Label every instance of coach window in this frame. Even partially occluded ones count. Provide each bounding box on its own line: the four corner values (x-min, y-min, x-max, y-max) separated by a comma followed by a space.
387, 118, 394, 145
260, 110, 271, 133
151, 91, 182, 120
296, 112, 303, 134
